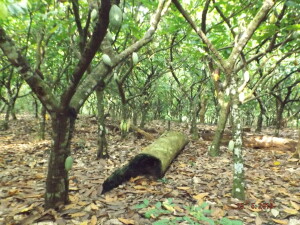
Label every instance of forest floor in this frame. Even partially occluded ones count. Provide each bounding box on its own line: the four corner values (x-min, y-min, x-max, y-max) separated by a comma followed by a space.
0, 115, 299, 225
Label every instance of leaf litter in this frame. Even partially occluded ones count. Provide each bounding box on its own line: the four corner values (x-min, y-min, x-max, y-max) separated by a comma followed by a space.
0, 115, 299, 225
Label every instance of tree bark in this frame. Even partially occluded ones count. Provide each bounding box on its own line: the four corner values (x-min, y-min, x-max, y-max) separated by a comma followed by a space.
96, 85, 108, 159
190, 97, 199, 140
102, 131, 188, 193
231, 95, 245, 200
208, 96, 231, 156
256, 96, 266, 132
38, 107, 46, 140
45, 111, 76, 209
199, 98, 207, 123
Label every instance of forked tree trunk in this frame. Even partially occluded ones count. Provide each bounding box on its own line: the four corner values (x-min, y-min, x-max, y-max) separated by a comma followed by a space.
208, 96, 231, 156
45, 112, 75, 209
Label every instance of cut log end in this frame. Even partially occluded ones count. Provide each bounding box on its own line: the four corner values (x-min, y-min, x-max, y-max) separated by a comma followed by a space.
101, 131, 188, 194
101, 154, 162, 194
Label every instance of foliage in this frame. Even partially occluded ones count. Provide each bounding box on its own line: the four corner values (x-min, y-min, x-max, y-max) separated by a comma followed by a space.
135, 198, 243, 225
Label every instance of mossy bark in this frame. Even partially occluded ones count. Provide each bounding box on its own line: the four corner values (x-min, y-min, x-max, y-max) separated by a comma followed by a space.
102, 131, 189, 194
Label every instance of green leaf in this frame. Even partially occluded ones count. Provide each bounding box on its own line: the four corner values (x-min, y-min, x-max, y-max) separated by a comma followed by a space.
219, 217, 243, 225
134, 199, 150, 209
284, 24, 300, 31
0, 2, 8, 20
286, 1, 300, 8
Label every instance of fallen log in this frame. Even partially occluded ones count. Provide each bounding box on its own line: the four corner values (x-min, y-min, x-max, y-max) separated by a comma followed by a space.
130, 124, 155, 140
201, 130, 297, 151
101, 131, 189, 194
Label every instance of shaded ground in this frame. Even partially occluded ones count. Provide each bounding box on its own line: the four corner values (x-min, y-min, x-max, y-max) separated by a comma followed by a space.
0, 115, 299, 225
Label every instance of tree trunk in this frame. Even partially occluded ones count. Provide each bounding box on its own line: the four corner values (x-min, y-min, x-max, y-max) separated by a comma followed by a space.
132, 110, 138, 126
231, 97, 245, 200
199, 98, 207, 123
33, 98, 39, 119
255, 98, 265, 132
208, 98, 231, 156
190, 98, 199, 140
140, 105, 148, 129
275, 106, 284, 136
38, 107, 46, 140
10, 98, 17, 120
96, 87, 109, 159
120, 104, 130, 138
167, 120, 171, 131
45, 111, 75, 209
2, 102, 10, 130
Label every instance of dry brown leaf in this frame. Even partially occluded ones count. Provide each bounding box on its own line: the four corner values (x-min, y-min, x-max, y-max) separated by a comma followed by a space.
35, 173, 44, 179
90, 203, 99, 210
118, 217, 135, 224
8, 189, 20, 196
174, 205, 184, 213
177, 186, 190, 190
283, 208, 298, 215
192, 192, 209, 201
79, 221, 88, 225
290, 201, 300, 211
211, 208, 225, 219
105, 195, 117, 202
70, 212, 86, 217
78, 201, 89, 206
255, 215, 263, 225
133, 185, 148, 190
271, 219, 288, 224
90, 215, 97, 225
64, 203, 77, 210
130, 176, 143, 182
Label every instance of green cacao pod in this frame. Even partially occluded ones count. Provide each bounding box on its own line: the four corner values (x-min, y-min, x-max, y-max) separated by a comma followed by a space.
102, 54, 112, 67
228, 140, 235, 151
106, 31, 114, 42
132, 52, 138, 65
65, 156, 73, 171
270, 14, 276, 24
126, 120, 131, 132
91, 9, 97, 20
109, 5, 122, 29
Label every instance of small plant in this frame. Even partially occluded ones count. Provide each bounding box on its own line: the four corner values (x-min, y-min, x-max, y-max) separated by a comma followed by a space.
157, 177, 169, 184
134, 199, 243, 225
134, 199, 150, 209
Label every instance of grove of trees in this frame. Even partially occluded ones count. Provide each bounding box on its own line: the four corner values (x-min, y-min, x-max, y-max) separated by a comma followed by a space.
0, 0, 299, 211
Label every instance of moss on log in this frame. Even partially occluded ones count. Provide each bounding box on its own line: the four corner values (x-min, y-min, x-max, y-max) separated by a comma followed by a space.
101, 131, 189, 194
